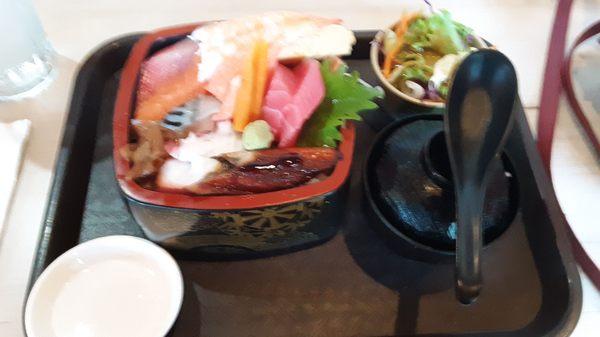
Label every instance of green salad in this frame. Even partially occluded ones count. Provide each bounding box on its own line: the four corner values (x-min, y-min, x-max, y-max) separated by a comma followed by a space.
380, 10, 484, 102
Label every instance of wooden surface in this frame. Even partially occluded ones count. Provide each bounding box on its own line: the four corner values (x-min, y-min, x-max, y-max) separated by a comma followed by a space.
0, 0, 598, 336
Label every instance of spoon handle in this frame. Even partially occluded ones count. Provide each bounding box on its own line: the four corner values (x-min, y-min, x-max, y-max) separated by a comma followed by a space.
455, 182, 484, 304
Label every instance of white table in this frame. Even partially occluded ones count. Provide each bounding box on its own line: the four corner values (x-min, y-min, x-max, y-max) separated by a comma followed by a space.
0, 1, 598, 335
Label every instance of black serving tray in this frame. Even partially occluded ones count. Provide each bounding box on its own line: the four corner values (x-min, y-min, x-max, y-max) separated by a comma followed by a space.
27, 31, 582, 337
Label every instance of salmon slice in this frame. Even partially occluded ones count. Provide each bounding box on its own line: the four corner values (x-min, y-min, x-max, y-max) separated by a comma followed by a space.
135, 39, 205, 121
262, 59, 325, 147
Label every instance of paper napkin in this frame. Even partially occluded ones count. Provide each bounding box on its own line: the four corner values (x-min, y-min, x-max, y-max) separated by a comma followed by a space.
0, 119, 31, 234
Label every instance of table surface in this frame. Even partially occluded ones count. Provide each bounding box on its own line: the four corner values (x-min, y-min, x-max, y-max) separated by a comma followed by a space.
0, 0, 598, 336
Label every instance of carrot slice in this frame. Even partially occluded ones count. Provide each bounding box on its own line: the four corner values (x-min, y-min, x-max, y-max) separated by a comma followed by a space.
233, 40, 271, 131
382, 13, 422, 78
232, 50, 255, 132
250, 40, 269, 121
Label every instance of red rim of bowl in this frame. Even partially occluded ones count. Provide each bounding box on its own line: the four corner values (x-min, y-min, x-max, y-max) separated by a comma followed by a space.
113, 23, 356, 210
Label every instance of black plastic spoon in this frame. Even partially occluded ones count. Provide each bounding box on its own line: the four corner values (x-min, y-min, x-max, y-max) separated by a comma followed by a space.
445, 49, 517, 304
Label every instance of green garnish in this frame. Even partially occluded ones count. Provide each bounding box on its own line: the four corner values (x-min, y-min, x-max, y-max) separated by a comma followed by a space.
404, 10, 468, 55
298, 60, 383, 147
438, 82, 449, 98
454, 20, 474, 41
242, 120, 274, 150
400, 63, 433, 83
392, 52, 433, 84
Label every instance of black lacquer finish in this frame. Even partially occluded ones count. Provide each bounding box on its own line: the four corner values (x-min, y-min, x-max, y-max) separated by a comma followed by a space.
445, 50, 518, 304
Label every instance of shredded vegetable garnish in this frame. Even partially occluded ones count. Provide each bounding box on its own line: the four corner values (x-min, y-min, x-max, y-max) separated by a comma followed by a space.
380, 9, 481, 102
382, 13, 422, 77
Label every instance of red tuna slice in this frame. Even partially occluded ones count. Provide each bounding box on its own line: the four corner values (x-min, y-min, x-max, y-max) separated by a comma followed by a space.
262, 59, 324, 147
135, 38, 205, 121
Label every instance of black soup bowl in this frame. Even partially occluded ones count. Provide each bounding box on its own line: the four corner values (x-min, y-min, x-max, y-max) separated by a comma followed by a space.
363, 113, 517, 264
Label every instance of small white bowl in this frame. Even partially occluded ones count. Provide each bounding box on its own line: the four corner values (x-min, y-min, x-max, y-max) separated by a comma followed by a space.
25, 235, 183, 337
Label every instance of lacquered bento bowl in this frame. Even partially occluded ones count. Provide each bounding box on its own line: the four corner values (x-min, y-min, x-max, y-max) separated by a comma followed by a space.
113, 24, 355, 258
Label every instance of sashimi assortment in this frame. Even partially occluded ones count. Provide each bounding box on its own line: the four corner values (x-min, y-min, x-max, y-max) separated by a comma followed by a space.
122, 12, 383, 195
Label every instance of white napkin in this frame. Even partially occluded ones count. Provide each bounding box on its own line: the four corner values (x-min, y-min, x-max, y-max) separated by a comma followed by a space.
0, 119, 31, 234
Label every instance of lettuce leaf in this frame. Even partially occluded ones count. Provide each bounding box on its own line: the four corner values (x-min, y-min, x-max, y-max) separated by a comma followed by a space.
404, 10, 468, 55
400, 61, 433, 84
454, 20, 474, 41
298, 61, 383, 147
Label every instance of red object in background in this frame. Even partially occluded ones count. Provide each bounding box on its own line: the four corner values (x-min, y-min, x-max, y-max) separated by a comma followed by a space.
537, 0, 600, 289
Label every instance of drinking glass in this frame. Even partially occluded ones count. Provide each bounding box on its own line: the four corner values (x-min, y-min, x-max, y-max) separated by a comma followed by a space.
0, 0, 55, 100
